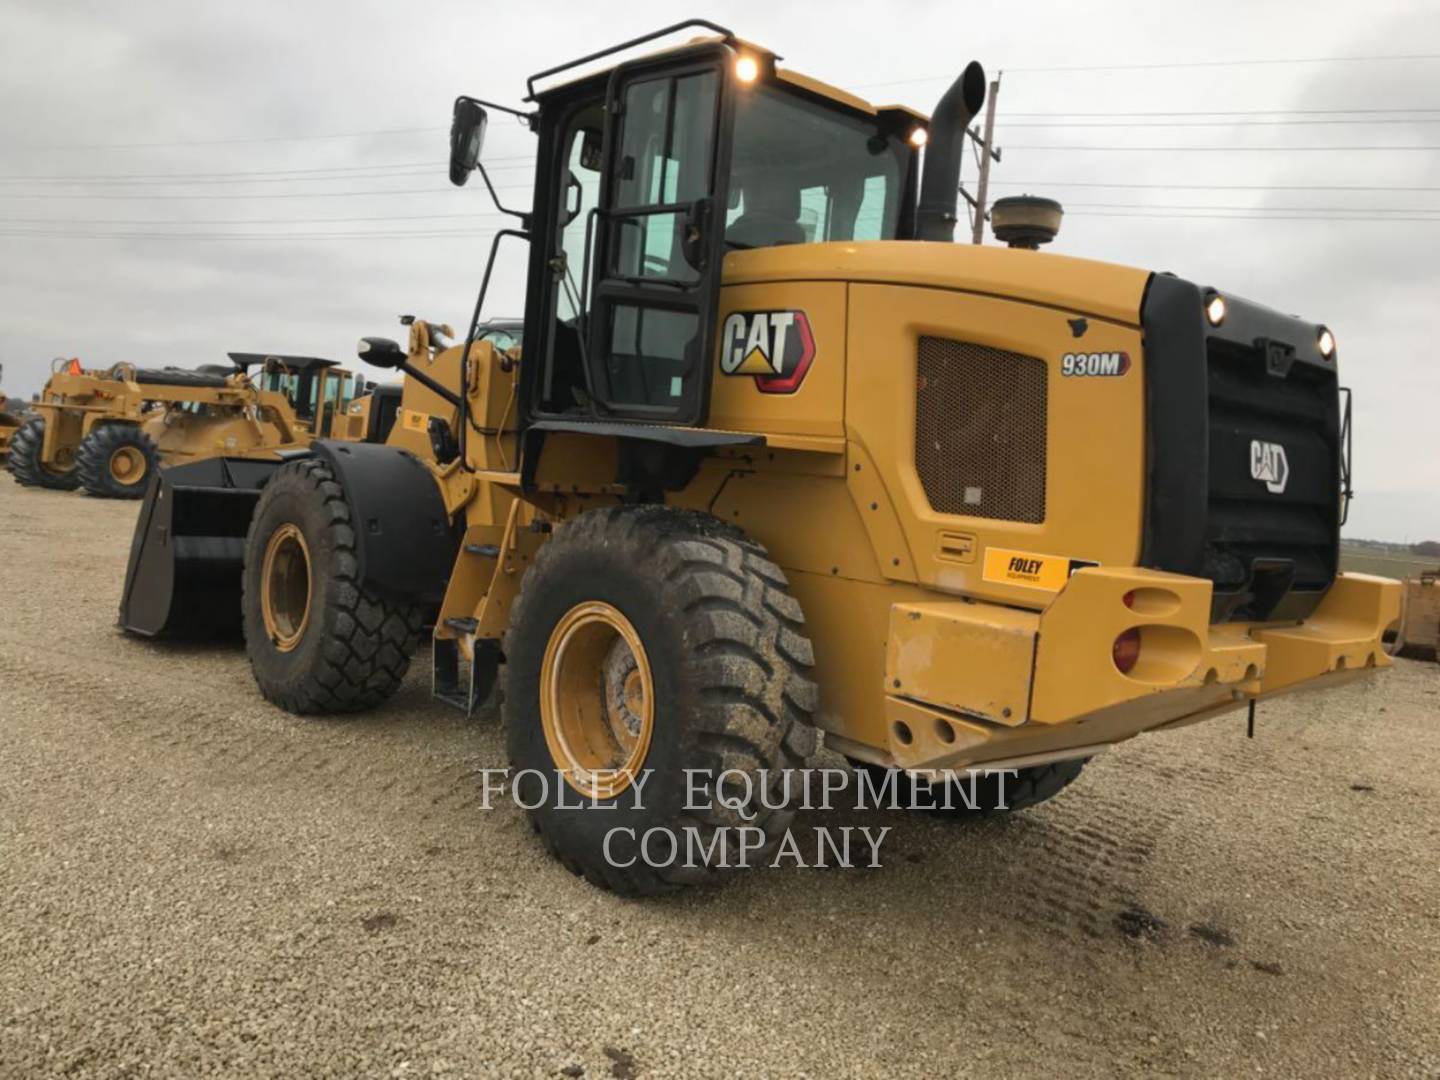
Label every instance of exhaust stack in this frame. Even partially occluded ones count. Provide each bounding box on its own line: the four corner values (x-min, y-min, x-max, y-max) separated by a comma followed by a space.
915, 61, 988, 242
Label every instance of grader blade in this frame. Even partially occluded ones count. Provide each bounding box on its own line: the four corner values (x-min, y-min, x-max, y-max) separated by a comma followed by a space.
119, 457, 285, 639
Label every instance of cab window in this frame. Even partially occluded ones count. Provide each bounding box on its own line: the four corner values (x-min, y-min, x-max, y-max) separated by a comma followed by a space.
540, 103, 606, 413
726, 86, 906, 249
608, 71, 717, 288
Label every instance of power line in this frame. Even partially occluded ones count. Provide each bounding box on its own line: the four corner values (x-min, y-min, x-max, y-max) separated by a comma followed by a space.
0, 158, 533, 184
1064, 201, 1440, 215
1002, 144, 1440, 151
1004, 107, 1440, 117
1002, 118, 1440, 127
8, 198, 1433, 230
0, 228, 500, 241
0, 212, 508, 227
0, 188, 461, 200
1067, 210, 1440, 222
855, 52, 1440, 89
6, 212, 1440, 238
1012, 53, 1440, 74
0, 162, 444, 182
0, 169, 440, 189
993, 179, 1440, 192
16, 126, 450, 151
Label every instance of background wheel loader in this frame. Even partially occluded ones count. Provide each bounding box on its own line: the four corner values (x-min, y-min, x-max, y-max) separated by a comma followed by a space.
1392, 571, 1440, 660
6, 352, 368, 498
120, 21, 1402, 896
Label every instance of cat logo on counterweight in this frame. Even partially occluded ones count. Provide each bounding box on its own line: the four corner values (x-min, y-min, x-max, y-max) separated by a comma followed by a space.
718, 310, 816, 394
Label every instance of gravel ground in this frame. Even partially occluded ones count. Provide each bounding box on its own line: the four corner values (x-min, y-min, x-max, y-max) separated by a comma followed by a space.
1, 477, 1437, 1078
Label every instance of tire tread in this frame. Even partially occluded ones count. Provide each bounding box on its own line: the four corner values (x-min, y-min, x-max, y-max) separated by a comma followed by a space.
243, 458, 425, 714
503, 504, 821, 896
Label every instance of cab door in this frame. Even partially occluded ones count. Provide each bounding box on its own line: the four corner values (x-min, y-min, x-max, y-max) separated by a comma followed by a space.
586, 49, 734, 425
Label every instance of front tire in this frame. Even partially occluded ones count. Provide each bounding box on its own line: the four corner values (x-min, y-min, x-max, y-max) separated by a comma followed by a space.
75, 423, 161, 499
6, 417, 80, 490
241, 458, 426, 714
503, 505, 819, 896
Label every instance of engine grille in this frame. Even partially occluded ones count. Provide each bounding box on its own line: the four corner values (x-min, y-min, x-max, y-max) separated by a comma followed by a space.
1203, 337, 1338, 618
915, 337, 1047, 523
1140, 274, 1341, 624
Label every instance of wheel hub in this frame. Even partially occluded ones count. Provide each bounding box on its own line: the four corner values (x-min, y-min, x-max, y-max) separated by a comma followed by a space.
540, 601, 654, 799
109, 445, 147, 484
260, 523, 313, 653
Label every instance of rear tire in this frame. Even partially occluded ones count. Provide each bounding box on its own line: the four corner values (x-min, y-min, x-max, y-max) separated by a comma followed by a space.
241, 457, 426, 714
6, 417, 80, 490
76, 423, 161, 499
503, 505, 819, 896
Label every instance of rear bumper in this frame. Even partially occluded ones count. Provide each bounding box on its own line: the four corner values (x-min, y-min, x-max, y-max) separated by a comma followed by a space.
880, 567, 1402, 772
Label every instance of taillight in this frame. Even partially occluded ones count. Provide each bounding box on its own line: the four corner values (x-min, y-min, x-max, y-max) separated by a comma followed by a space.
1113, 628, 1141, 675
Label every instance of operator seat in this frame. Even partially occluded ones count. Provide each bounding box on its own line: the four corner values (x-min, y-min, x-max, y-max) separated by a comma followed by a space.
726, 185, 805, 249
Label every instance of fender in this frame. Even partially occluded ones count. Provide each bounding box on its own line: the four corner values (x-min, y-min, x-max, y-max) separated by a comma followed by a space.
311, 440, 459, 605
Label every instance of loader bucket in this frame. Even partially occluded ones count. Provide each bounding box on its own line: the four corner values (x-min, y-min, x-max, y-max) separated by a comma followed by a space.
119, 456, 285, 639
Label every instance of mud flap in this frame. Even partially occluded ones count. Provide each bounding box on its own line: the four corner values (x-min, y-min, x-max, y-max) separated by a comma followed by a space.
118, 456, 292, 638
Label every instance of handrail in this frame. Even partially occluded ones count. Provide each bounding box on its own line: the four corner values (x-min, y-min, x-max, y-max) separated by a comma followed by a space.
525, 19, 734, 100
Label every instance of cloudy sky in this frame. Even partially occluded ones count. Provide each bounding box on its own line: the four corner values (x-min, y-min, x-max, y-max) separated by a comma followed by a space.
1, 0, 1436, 540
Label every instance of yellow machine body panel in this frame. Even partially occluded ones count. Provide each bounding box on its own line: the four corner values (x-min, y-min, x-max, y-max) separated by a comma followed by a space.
416, 238, 1399, 772
604, 243, 1395, 768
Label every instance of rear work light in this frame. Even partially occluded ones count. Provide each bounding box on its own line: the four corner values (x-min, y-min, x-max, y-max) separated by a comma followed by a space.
1113, 628, 1142, 675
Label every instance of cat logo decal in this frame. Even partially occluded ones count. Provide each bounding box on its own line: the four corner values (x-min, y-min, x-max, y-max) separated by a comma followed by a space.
718, 310, 816, 394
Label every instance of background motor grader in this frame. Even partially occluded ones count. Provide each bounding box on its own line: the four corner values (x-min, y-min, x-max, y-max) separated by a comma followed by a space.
121, 22, 1401, 896
0, 404, 19, 465
7, 353, 366, 498
0, 363, 26, 464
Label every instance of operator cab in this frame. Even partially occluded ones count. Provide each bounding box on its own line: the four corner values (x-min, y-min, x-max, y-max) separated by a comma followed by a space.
229, 352, 364, 437
447, 22, 932, 441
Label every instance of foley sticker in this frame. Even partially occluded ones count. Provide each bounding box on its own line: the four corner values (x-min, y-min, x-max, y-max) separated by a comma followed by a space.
983, 547, 1099, 591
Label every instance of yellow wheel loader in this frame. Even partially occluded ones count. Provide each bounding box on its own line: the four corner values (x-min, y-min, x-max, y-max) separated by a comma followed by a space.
7, 353, 366, 498
120, 22, 1401, 895
118, 316, 462, 638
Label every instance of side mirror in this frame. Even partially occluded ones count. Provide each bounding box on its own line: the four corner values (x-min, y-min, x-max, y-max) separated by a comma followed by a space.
562, 172, 582, 226
449, 98, 489, 187
357, 337, 407, 370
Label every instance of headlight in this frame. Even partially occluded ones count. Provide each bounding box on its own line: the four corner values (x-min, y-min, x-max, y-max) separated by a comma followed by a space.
1205, 292, 1227, 326
735, 56, 759, 83
1317, 326, 1336, 359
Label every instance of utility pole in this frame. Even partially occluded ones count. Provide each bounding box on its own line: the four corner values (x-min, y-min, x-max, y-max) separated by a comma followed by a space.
970, 72, 1003, 245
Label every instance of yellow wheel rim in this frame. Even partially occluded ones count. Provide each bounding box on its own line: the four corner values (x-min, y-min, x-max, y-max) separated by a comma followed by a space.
109, 445, 147, 484
260, 523, 313, 653
540, 601, 654, 800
